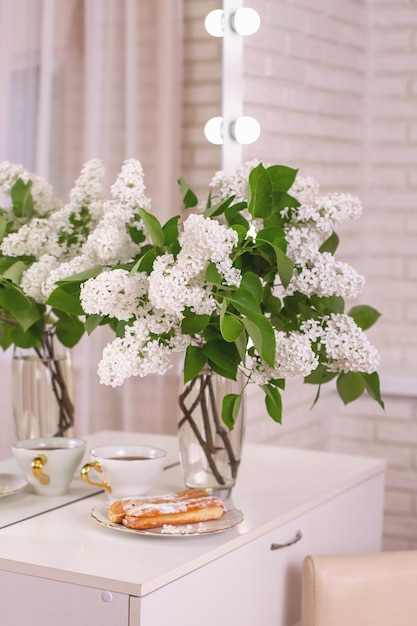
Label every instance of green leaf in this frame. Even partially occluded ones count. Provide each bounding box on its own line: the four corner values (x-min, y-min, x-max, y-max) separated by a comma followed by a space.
85, 314, 105, 335
230, 223, 249, 245
202, 340, 240, 379
261, 384, 282, 423
234, 331, 248, 363
266, 164, 298, 192
183, 345, 206, 383
310, 294, 345, 315
55, 313, 85, 348
222, 393, 242, 430
224, 202, 249, 226
0, 323, 14, 350
361, 372, 385, 410
205, 262, 223, 285
11, 178, 34, 219
240, 271, 263, 303
203, 195, 236, 218
12, 302, 43, 332
227, 288, 261, 316
2, 260, 28, 284
220, 312, 243, 342
274, 247, 294, 289
178, 177, 198, 208
242, 315, 276, 366
319, 231, 339, 255
0, 215, 7, 242
137, 207, 164, 246
11, 318, 44, 348
272, 191, 300, 212
264, 290, 282, 316
254, 228, 293, 289
247, 163, 272, 218
162, 215, 180, 245
127, 224, 146, 244
304, 364, 338, 385
47, 284, 84, 316
348, 305, 381, 330
0, 283, 32, 311
256, 226, 286, 248
54, 265, 103, 284
132, 248, 157, 275
336, 372, 365, 404
181, 309, 211, 334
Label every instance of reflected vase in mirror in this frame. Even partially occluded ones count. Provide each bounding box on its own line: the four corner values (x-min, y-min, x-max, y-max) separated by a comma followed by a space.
12, 328, 75, 440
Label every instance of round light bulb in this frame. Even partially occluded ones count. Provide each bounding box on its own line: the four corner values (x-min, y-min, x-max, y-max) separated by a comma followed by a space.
204, 9, 224, 37
231, 116, 261, 144
231, 8, 261, 36
204, 117, 224, 145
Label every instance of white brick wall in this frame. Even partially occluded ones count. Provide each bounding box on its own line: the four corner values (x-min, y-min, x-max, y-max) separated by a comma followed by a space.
183, 0, 417, 549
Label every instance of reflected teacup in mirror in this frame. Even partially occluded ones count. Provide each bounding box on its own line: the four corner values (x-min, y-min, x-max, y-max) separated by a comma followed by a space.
81, 444, 167, 500
12, 437, 86, 496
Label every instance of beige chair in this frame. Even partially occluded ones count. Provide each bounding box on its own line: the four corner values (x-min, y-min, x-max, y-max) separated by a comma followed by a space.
301, 551, 417, 626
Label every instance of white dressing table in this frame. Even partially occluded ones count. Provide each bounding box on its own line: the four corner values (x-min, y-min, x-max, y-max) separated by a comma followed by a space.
0, 430, 385, 626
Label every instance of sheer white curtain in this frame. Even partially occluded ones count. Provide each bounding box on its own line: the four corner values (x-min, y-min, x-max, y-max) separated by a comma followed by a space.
0, 0, 184, 457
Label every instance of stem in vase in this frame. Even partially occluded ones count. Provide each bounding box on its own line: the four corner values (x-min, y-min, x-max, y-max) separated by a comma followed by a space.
206, 375, 240, 480
178, 370, 240, 486
35, 330, 74, 436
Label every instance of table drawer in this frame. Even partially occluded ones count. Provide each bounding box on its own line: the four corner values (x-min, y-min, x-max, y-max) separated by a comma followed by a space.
0, 570, 129, 625
138, 474, 384, 626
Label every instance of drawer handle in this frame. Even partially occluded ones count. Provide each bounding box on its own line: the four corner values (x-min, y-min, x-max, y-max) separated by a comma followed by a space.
270, 530, 302, 550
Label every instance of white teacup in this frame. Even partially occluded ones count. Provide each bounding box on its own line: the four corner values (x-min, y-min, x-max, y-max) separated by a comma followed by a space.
81, 444, 167, 500
12, 437, 86, 496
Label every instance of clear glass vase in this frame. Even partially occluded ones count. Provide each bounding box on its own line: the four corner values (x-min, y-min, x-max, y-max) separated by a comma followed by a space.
12, 329, 75, 440
178, 368, 245, 496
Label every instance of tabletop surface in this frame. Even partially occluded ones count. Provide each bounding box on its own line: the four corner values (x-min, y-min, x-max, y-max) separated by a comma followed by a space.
0, 430, 386, 596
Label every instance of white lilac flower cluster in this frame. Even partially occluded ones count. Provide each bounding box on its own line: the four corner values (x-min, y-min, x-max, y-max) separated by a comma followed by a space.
207, 162, 380, 382
251, 330, 320, 384
148, 213, 241, 317
301, 314, 380, 374
208, 163, 365, 300
83, 212, 242, 386
283, 186, 365, 298
208, 158, 260, 202
0, 159, 149, 303
97, 313, 190, 387
0, 160, 60, 219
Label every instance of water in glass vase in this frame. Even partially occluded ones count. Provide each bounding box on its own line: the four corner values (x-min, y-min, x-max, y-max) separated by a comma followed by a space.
12, 352, 74, 440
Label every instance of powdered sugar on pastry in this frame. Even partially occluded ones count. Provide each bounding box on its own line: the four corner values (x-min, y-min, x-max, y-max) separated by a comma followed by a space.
108, 488, 226, 529
161, 522, 207, 534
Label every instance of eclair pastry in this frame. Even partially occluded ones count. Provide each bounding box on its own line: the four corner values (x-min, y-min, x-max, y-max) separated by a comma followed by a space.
108, 488, 226, 529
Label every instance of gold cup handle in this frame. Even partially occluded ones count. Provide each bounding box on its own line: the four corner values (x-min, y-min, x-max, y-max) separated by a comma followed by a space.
80, 460, 111, 493
32, 454, 50, 485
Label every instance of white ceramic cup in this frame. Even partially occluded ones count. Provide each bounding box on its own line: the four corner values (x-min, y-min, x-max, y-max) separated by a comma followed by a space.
80, 444, 167, 500
12, 437, 86, 496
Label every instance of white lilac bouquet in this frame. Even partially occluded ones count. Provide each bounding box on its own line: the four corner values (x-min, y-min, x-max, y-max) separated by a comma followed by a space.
0, 158, 384, 434
0, 159, 108, 432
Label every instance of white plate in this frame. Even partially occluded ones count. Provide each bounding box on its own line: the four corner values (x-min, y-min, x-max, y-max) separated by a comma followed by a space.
91, 499, 244, 536
0, 473, 28, 497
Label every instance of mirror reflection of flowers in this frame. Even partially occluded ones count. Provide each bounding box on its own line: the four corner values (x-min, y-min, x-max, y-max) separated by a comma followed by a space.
0, 157, 384, 440
0, 160, 113, 433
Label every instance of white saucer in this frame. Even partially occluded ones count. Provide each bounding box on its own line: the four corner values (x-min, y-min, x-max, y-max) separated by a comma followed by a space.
0, 473, 28, 497
91, 500, 244, 537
